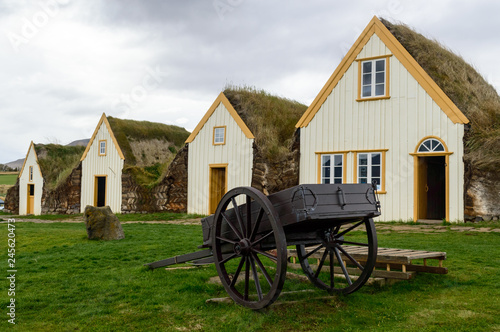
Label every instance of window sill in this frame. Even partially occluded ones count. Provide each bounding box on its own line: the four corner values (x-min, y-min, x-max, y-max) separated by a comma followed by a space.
356, 96, 391, 102
375, 190, 387, 195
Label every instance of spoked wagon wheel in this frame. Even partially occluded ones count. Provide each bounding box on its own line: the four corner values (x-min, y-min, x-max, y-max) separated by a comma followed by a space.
296, 217, 377, 294
212, 187, 287, 309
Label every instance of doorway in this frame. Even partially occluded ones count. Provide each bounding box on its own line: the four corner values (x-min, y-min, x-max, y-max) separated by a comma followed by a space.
27, 184, 35, 214
209, 166, 227, 214
94, 176, 107, 207
417, 156, 446, 220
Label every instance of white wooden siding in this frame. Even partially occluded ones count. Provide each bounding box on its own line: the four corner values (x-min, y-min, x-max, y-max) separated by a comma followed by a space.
188, 102, 254, 214
81, 123, 124, 213
300, 34, 465, 222
18, 146, 43, 215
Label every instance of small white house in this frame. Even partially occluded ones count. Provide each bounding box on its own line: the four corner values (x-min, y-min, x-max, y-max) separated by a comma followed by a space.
80, 113, 125, 213
296, 17, 469, 222
186, 92, 255, 214
18, 141, 44, 215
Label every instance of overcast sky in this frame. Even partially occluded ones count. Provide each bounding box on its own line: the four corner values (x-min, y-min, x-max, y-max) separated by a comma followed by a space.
1, 0, 499, 163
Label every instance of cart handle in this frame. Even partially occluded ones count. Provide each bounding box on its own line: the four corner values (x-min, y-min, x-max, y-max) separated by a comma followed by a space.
337, 187, 347, 209
290, 186, 318, 215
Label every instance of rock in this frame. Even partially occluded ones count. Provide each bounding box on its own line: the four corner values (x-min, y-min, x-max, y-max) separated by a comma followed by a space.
475, 216, 483, 222
493, 216, 499, 221
483, 215, 492, 222
84, 205, 125, 240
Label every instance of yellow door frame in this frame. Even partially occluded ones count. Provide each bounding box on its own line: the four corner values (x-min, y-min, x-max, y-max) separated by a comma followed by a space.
94, 175, 108, 207
410, 136, 453, 222
27, 184, 35, 214
208, 164, 228, 214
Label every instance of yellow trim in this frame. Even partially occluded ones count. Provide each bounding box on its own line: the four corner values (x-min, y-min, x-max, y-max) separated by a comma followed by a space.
316, 152, 348, 184
27, 183, 35, 214
19, 141, 43, 179
212, 126, 227, 145
98, 140, 107, 156
81, 113, 125, 161
186, 92, 255, 143
356, 55, 391, 102
93, 175, 108, 207
411, 136, 451, 222
296, 16, 469, 128
353, 150, 387, 194
412, 135, 450, 154
208, 164, 228, 215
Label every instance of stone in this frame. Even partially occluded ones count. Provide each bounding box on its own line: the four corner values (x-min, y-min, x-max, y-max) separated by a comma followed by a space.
475, 216, 483, 222
84, 205, 125, 240
493, 216, 499, 221
483, 215, 492, 222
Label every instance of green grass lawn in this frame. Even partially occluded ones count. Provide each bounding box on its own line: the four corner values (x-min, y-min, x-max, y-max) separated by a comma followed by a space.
0, 222, 498, 331
0, 173, 18, 185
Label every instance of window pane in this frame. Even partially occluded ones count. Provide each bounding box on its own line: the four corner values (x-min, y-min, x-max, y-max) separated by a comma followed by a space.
372, 166, 380, 177
359, 178, 367, 184
363, 61, 372, 73
424, 140, 431, 150
214, 128, 225, 143
363, 73, 372, 85
375, 59, 385, 72
322, 167, 330, 179
334, 155, 342, 166
372, 178, 381, 190
371, 153, 380, 165
418, 145, 427, 152
376, 72, 384, 84
434, 142, 445, 151
322, 178, 329, 184
359, 154, 368, 165
362, 86, 371, 97
322, 155, 330, 167
334, 167, 342, 178
334, 178, 342, 184
375, 84, 385, 96
359, 166, 368, 177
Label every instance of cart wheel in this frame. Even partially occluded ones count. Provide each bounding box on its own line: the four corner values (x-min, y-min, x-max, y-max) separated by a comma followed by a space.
296, 217, 377, 294
212, 187, 287, 309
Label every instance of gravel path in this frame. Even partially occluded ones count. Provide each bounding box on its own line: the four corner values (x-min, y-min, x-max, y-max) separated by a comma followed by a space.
3, 216, 499, 232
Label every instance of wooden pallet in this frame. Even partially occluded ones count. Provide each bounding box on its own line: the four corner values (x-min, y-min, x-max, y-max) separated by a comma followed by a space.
287, 247, 447, 280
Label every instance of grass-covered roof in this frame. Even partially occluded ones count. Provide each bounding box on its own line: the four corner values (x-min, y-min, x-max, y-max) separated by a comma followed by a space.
223, 86, 307, 161
381, 18, 500, 171
35, 144, 85, 190
106, 116, 190, 187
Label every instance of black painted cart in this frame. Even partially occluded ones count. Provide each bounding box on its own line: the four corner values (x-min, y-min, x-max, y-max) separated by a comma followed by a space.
146, 183, 381, 309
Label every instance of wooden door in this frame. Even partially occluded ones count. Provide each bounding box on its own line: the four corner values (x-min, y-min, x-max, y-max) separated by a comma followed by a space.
209, 167, 226, 214
94, 176, 107, 207
426, 157, 445, 219
417, 156, 445, 220
417, 158, 427, 220
27, 184, 35, 214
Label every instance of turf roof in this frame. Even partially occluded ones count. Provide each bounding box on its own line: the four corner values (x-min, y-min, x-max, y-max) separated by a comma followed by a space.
381, 18, 500, 171
223, 86, 307, 161
34, 143, 86, 190
107, 116, 190, 166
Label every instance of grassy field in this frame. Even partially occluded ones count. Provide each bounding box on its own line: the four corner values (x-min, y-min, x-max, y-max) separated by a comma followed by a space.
0, 173, 17, 185
0, 221, 498, 331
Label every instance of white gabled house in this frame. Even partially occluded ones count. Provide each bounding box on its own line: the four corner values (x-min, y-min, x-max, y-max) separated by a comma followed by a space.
18, 141, 44, 215
80, 113, 125, 213
186, 92, 255, 214
296, 17, 470, 222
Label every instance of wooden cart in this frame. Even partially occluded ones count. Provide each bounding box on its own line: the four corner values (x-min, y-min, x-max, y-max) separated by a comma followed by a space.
146, 183, 381, 309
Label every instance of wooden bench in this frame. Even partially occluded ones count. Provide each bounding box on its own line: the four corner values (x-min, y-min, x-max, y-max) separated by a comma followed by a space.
287, 247, 447, 280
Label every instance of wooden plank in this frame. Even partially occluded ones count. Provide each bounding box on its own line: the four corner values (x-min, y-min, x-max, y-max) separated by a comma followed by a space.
373, 262, 448, 274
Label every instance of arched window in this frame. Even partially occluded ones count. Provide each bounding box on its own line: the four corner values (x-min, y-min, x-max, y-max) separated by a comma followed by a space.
417, 138, 445, 153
